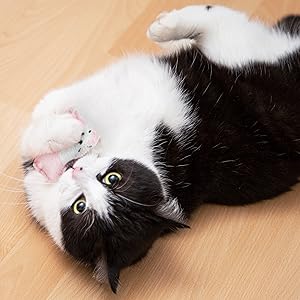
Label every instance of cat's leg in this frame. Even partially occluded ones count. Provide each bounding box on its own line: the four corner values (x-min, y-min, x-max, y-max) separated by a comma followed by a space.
31, 87, 80, 119
147, 5, 300, 67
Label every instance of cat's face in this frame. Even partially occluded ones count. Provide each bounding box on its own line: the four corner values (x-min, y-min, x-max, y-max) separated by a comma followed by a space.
25, 154, 187, 292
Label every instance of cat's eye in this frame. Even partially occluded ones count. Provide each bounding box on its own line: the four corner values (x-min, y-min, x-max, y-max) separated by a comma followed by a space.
72, 197, 87, 214
103, 172, 122, 187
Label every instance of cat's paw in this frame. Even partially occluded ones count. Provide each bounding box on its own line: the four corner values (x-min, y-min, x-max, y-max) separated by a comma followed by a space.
32, 89, 73, 119
147, 5, 247, 50
21, 111, 84, 159
46, 112, 85, 152
147, 10, 181, 42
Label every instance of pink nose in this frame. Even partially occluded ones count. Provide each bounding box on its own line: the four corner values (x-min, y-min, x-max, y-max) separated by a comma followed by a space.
72, 167, 83, 178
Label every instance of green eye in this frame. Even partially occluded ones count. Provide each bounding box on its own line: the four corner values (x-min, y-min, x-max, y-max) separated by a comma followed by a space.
103, 172, 122, 187
72, 198, 87, 214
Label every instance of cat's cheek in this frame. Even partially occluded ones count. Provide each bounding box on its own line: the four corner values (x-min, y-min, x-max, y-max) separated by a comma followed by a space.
43, 210, 64, 250
24, 171, 48, 226
24, 170, 65, 249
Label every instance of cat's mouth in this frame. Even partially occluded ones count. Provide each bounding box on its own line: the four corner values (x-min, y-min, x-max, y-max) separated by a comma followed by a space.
65, 159, 78, 171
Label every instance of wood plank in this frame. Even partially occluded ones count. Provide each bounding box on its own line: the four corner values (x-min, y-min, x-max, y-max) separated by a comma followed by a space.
0, 1, 299, 299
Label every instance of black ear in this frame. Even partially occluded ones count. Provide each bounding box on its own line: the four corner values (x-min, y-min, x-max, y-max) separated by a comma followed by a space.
107, 265, 120, 294
92, 251, 120, 293
161, 217, 190, 231
105, 239, 122, 294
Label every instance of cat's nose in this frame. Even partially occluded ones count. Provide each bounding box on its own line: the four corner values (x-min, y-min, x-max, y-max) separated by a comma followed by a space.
72, 167, 83, 178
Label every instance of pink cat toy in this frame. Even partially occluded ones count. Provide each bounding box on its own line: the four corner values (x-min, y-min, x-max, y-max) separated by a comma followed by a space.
33, 111, 99, 182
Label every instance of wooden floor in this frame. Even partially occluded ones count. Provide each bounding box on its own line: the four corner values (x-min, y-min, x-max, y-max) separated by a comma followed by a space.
0, 0, 299, 299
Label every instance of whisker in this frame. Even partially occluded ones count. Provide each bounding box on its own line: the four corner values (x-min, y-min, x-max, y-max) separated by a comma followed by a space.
114, 165, 137, 194
115, 167, 133, 191
0, 202, 28, 206
25, 180, 55, 186
0, 181, 24, 188
80, 214, 90, 235
83, 210, 95, 236
0, 171, 25, 182
113, 193, 157, 207
0, 172, 57, 187
115, 180, 134, 194
0, 186, 25, 193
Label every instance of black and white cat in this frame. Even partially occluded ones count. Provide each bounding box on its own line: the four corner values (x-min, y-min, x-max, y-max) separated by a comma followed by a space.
21, 5, 300, 293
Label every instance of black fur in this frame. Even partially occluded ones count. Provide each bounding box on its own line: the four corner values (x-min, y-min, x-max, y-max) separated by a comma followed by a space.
22, 160, 34, 174
275, 15, 300, 36
157, 22, 300, 212
62, 206, 103, 265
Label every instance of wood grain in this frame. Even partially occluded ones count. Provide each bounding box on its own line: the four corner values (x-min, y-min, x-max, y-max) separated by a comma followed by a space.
0, 1, 299, 299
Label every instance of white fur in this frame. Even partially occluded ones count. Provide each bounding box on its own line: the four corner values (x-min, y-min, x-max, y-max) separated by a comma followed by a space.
22, 55, 194, 246
148, 5, 300, 67
21, 113, 84, 158
72, 155, 114, 219
24, 169, 79, 249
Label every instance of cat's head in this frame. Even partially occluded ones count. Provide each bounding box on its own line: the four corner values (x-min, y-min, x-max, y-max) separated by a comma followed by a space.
24, 154, 187, 293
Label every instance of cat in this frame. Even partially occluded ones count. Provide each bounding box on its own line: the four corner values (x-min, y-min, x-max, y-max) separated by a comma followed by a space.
21, 5, 300, 293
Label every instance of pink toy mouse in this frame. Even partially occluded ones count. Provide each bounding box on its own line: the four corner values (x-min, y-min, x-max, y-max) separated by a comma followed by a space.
33, 110, 100, 182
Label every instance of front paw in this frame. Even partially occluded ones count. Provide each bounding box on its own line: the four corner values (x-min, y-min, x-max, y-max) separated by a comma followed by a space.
21, 111, 85, 159
47, 112, 85, 152
32, 89, 73, 119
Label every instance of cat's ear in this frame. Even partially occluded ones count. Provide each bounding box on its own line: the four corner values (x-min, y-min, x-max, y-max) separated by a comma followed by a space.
93, 254, 120, 293
160, 216, 190, 231
93, 258, 107, 284
155, 197, 190, 231
155, 197, 187, 224
107, 264, 120, 294
103, 240, 122, 294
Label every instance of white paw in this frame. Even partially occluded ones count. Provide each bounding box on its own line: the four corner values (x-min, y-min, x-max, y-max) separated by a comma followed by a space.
147, 10, 181, 42
147, 5, 246, 47
32, 89, 73, 119
22, 111, 85, 159
46, 113, 84, 152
